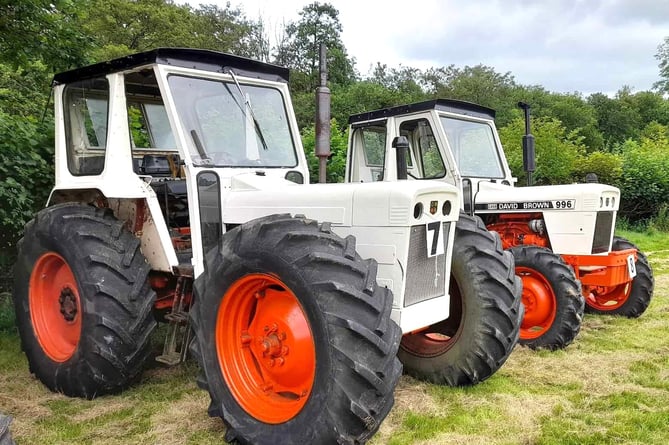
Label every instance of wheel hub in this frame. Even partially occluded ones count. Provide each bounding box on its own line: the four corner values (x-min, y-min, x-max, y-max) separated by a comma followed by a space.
58, 287, 79, 322
217, 273, 316, 424
243, 323, 291, 368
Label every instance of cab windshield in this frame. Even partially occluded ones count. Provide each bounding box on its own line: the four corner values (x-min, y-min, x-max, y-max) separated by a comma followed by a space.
439, 116, 504, 178
168, 75, 297, 167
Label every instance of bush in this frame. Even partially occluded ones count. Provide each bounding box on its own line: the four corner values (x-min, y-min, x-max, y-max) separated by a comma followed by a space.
0, 110, 54, 251
301, 118, 349, 183
617, 137, 669, 221
648, 204, 669, 232
499, 117, 586, 185
572, 151, 623, 185
0, 292, 15, 333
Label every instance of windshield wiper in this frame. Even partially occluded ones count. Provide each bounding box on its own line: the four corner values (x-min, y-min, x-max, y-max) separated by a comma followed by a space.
227, 69, 269, 151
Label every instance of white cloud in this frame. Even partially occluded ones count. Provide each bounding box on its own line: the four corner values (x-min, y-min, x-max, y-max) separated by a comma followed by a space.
181, 0, 669, 94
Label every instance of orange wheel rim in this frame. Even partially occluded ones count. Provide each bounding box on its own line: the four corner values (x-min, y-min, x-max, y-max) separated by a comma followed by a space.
586, 284, 631, 311
517, 266, 557, 340
29, 252, 82, 362
216, 273, 315, 424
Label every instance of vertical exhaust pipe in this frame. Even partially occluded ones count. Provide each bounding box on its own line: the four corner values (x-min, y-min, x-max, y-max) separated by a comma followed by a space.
315, 43, 331, 183
518, 101, 536, 186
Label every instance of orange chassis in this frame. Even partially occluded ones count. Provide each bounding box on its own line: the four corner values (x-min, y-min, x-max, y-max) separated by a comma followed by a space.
487, 214, 636, 308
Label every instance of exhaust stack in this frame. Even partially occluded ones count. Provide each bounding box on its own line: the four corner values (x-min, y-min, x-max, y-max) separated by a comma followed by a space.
518, 101, 536, 186
315, 43, 331, 183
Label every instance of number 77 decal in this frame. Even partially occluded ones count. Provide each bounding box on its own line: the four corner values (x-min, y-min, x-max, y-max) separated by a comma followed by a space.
426, 222, 445, 257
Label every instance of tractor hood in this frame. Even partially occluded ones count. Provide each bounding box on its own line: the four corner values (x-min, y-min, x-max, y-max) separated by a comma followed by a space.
216, 173, 461, 227
474, 181, 620, 213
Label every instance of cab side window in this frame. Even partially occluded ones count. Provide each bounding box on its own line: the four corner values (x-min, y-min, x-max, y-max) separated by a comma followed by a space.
349, 125, 387, 182
399, 119, 446, 179
63, 78, 109, 175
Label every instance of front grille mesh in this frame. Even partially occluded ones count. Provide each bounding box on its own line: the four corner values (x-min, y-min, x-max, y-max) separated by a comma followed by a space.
404, 223, 450, 307
592, 211, 614, 254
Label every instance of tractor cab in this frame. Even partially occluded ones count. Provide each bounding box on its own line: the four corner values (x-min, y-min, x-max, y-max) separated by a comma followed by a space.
347, 99, 653, 351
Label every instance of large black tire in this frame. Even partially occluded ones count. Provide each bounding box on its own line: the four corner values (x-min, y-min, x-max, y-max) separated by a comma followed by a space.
13, 203, 156, 398
510, 246, 584, 350
398, 213, 523, 386
190, 214, 402, 445
585, 236, 654, 317
0, 414, 15, 445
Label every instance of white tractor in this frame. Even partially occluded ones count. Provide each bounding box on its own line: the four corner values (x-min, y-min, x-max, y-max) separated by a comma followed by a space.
12, 50, 521, 444
346, 99, 653, 351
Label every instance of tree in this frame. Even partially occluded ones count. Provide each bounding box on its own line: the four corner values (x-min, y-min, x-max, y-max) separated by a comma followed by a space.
301, 118, 348, 183
654, 36, 669, 93
83, 0, 265, 62
0, 109, 53, 251
514, 88, 604, 152
423, 65, 518, 126
274, 2, 356, 91
0, 0, 91, 71
498, 117, 585, 186
0, 61, 52, 117
191, 4, 268, 59
617, 136, 669, 220
587, 92, 640, 148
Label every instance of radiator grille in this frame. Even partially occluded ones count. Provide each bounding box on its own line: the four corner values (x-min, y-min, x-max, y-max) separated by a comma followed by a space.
592, 211, 614, 254
404, 223, 450, 307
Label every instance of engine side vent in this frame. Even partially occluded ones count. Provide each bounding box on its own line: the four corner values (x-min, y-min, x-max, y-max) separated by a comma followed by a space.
404, 223, 450, 306
592, 211, 614, 254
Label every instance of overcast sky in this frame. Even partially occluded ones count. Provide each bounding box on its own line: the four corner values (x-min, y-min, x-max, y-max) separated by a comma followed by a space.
183, 0, 668, 95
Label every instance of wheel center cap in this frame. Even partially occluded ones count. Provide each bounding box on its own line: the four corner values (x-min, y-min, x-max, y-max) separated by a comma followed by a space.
58, 287, 78, 322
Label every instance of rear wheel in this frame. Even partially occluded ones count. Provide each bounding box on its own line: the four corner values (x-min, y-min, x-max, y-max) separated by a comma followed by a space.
585, 236, 653, 317
190, 214, 401, 444
13, 203, 156, 398
398, 213, 523, 386
510, 246, 584, 350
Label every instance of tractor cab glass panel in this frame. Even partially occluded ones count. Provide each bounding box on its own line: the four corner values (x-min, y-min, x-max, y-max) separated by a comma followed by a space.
63, 78, 110, 176
168, 75, 297, 168
439, 116, 504, 178
124, 69, 178, 176
399, 119, 446, 179
126, 102, 176, 150
349, 125, 386, 182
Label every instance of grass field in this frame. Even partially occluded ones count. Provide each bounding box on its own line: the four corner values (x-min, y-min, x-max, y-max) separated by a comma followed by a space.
1, 231, 668, 444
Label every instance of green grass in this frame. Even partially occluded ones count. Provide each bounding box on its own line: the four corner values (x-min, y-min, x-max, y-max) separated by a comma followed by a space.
1, 231, 669, 444
0, 292, 16, 332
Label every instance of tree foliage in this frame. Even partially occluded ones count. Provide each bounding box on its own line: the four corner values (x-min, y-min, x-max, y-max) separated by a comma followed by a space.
499, 118, 586, 185
301, 119, 349, 183
83, 0, 266, 62
617, 135, 669, 220
0, 110, 53, 250
0, 0, 91, 71
274, 2, 356, 91
654, 36, 669, 93
2, 0, 669, 259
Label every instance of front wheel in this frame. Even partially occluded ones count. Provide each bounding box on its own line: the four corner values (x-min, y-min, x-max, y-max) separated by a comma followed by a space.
510, 246, 584, 350
12, 203, 156, 398
398, 213, 523, 386
585, 236, 654, 317
190, 214, 402, 444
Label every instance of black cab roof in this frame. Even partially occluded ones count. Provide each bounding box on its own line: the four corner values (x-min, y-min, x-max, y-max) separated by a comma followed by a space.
52, 48, 290, 86
348, 99, 496, 125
